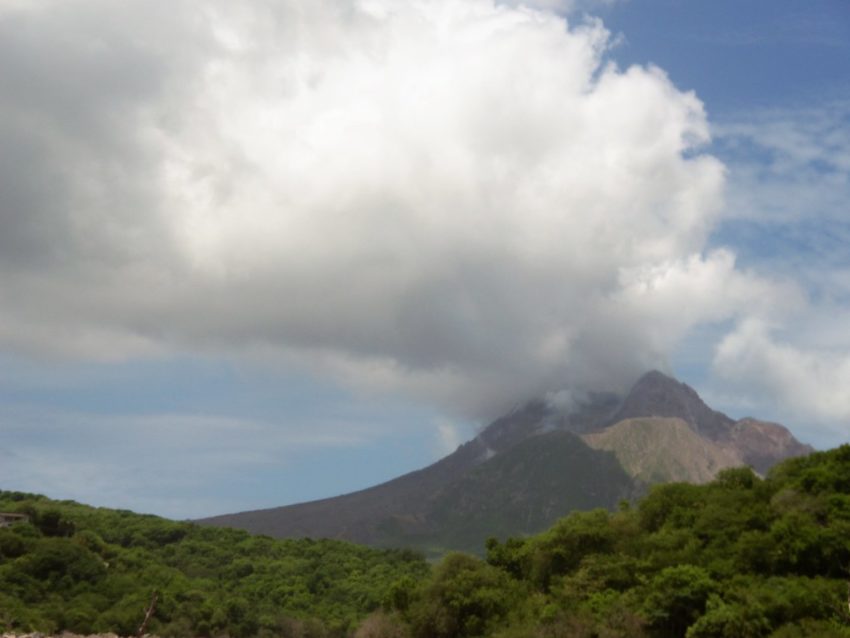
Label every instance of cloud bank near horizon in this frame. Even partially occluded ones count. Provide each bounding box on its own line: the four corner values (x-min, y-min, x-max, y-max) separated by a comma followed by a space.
0, 0, 815, 422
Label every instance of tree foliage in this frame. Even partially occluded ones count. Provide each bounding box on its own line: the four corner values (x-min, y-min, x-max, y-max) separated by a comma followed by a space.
4, 444, 850, 637
0, 494, 428, 637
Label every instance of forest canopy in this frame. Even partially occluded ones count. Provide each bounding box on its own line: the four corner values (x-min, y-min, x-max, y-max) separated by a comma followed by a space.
3, 445, 850, 637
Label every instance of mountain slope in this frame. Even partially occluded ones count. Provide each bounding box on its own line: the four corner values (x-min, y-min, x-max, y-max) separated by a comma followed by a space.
198, 370, 812, 553
602, 370, 814, 473
606, 370, 734, 439
200, 427, 635, 554
581, 417, 744, 484
410, 430, 634, 553
197, 400, 572, 545
725, 417, 813, 474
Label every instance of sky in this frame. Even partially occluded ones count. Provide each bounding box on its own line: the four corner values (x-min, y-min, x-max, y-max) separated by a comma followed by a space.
0, 0, 848, 519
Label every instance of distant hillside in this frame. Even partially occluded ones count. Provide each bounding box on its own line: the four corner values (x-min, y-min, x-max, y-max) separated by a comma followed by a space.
198, 370, 812, 555
403, 431, 634, 554
199, 428, 635, 556
196, 400, 565, 548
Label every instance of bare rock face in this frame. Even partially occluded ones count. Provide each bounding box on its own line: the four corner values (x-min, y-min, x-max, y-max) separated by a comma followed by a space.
726, 418, 815, 475
607, 371, 812, 475
582, 417, 745, 485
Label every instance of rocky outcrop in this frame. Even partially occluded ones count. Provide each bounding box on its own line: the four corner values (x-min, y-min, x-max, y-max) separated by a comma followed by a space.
725, 417, 814, 475
582, 417, 744, 485
606, 370, 734, 439
610, 371, 813, 474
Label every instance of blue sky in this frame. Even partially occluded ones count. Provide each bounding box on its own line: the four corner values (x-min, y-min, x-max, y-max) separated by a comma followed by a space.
0, 0, 848, 518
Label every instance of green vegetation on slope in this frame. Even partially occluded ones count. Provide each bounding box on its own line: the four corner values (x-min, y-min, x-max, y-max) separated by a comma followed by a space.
389, 445, 850, 638
420, 430, 635, 555
4, 445, 850, 638
0, 493, 428, 637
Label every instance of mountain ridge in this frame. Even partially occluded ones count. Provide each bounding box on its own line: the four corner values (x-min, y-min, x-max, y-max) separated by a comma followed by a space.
605, 370, 735, 438
197, 370, 813, 554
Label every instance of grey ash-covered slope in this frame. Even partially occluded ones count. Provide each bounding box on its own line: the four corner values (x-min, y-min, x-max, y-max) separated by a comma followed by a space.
419, 430, 633, 552
197, 370, 812, 553
198, 400, 632, 553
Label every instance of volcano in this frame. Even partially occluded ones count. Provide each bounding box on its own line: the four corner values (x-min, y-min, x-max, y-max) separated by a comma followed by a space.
197, 371, 812, 555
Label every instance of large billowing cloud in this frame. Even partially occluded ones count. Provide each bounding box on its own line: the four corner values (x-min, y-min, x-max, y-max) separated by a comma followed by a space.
497, 0, 622, 13
0, 0, 785, 419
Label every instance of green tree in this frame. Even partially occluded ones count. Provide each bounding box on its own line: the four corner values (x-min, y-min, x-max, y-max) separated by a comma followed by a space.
409, 553, 518, 638
685, 595, 769, 638
643, 565, 716, 637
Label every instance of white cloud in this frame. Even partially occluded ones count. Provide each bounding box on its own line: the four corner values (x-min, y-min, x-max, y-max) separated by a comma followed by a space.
711, 318, 850, 445
497, 0, 624, 14
0, 0, 791, 420
616, 249, 803, 354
